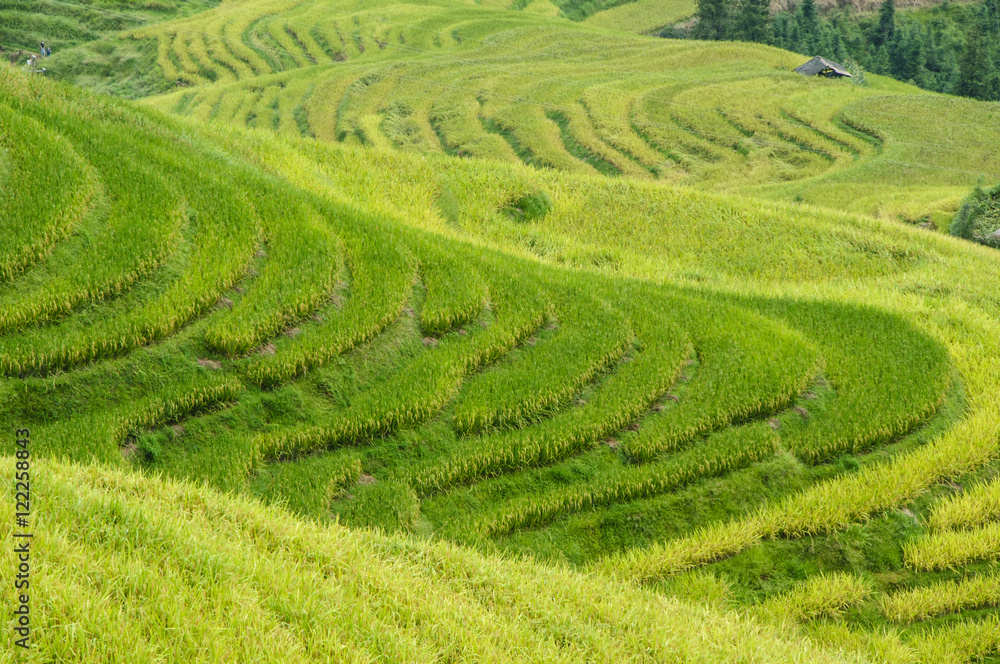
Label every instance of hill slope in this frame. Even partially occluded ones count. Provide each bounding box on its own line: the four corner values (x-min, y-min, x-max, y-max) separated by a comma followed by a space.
0, 0, 219, 96
0, 65, 878, 663
114, 0, 999, 222
4, 1, 1000, 660
2, 455, 872, 663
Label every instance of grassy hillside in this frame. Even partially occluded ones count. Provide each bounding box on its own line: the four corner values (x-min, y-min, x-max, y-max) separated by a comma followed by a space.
4, 0, 1000, 660
583, 0, 696, 34
109, 0, 998, 222
0, 0, 218, 96
2, 456, 873, 663
5, 52, 1000, 660
0, 62, 875, 662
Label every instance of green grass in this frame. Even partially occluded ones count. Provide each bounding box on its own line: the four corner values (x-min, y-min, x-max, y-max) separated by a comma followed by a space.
456, 421, 778, 540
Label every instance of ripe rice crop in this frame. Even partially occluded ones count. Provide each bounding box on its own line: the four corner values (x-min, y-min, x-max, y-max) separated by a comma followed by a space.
0, 102, 97, 283
881, 573, 1000, 623
34, 376, 243, 465
205, 190, 344, 356
0, 96, 186, 334
0, 163, 259, 375
472, 422, 777, 538
116, 378, 246, 442
415, 238, 488, 336
592, 515, 766, 580
451, 281, 632, 434
404, 295, 692, 494
622, 297, 819, 462
255, 259, 547, 460
242, 209, 416, 386
140, 3, 1000, 222
905, 521, 1000, 571
908, 614, 1000, 664
579, 85, 672, 174
929, 478, 1000, 532
754, 573, 872, 624
0, 456, 865, 663
583, 0, 695, 33
750, 298, 951, 464
9, 20, 1000, 657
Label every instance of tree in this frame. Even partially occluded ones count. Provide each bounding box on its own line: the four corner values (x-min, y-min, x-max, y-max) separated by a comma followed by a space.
772, 12, 790, 48
798, 0, 820, 52
983, 0, 1000, 37
832, 31, 846, 62
870, 44, 891, 74
843, 57, 868, 86
787, 19, 801, 52
956, 26, 999, 100
889, 27, 919, 81
736, 0, 771, 43
874, 0, 895, 47
693, 0, 731, 40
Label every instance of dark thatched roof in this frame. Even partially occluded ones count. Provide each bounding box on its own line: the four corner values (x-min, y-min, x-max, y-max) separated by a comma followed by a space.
794, 56, 852, 78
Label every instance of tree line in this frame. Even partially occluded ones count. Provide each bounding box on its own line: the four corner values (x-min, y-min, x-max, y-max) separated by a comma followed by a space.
679, 0, 1000, 101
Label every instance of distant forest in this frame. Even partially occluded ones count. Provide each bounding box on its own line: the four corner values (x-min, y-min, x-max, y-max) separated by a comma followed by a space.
677, 0, 1000, 100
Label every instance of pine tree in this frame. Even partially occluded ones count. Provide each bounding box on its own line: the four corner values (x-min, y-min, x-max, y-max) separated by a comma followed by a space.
984, 0, 1000, 37
870, 44, 891, 74
693, 0, 731, 40
798, 0, 820, 53
788, 20, 801, 52
772, 12, 789, 48
889, 31, 909, 80
833, 31, 846, 62
956, 26, 998, 100
907, 25, 928, 79
942, 48, 962, 93
874, 0, 895, 47
736, 0, 771, 43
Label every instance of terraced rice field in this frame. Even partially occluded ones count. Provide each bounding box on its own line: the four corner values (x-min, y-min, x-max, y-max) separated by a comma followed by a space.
4, 0, 1000, 661
5, 70, 921, 536
125, 0, 1000, 222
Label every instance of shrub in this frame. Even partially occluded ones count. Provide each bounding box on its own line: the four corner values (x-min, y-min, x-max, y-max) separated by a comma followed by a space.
950, 184, 1000, 246
843, 58, 868, 87
505, 191, 553, 222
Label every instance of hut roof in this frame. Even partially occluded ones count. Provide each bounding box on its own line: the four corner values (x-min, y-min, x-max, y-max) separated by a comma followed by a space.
794, 56, 852, 77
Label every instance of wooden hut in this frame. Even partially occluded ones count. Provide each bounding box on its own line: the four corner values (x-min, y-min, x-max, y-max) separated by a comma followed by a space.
794, 56, 852, 78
